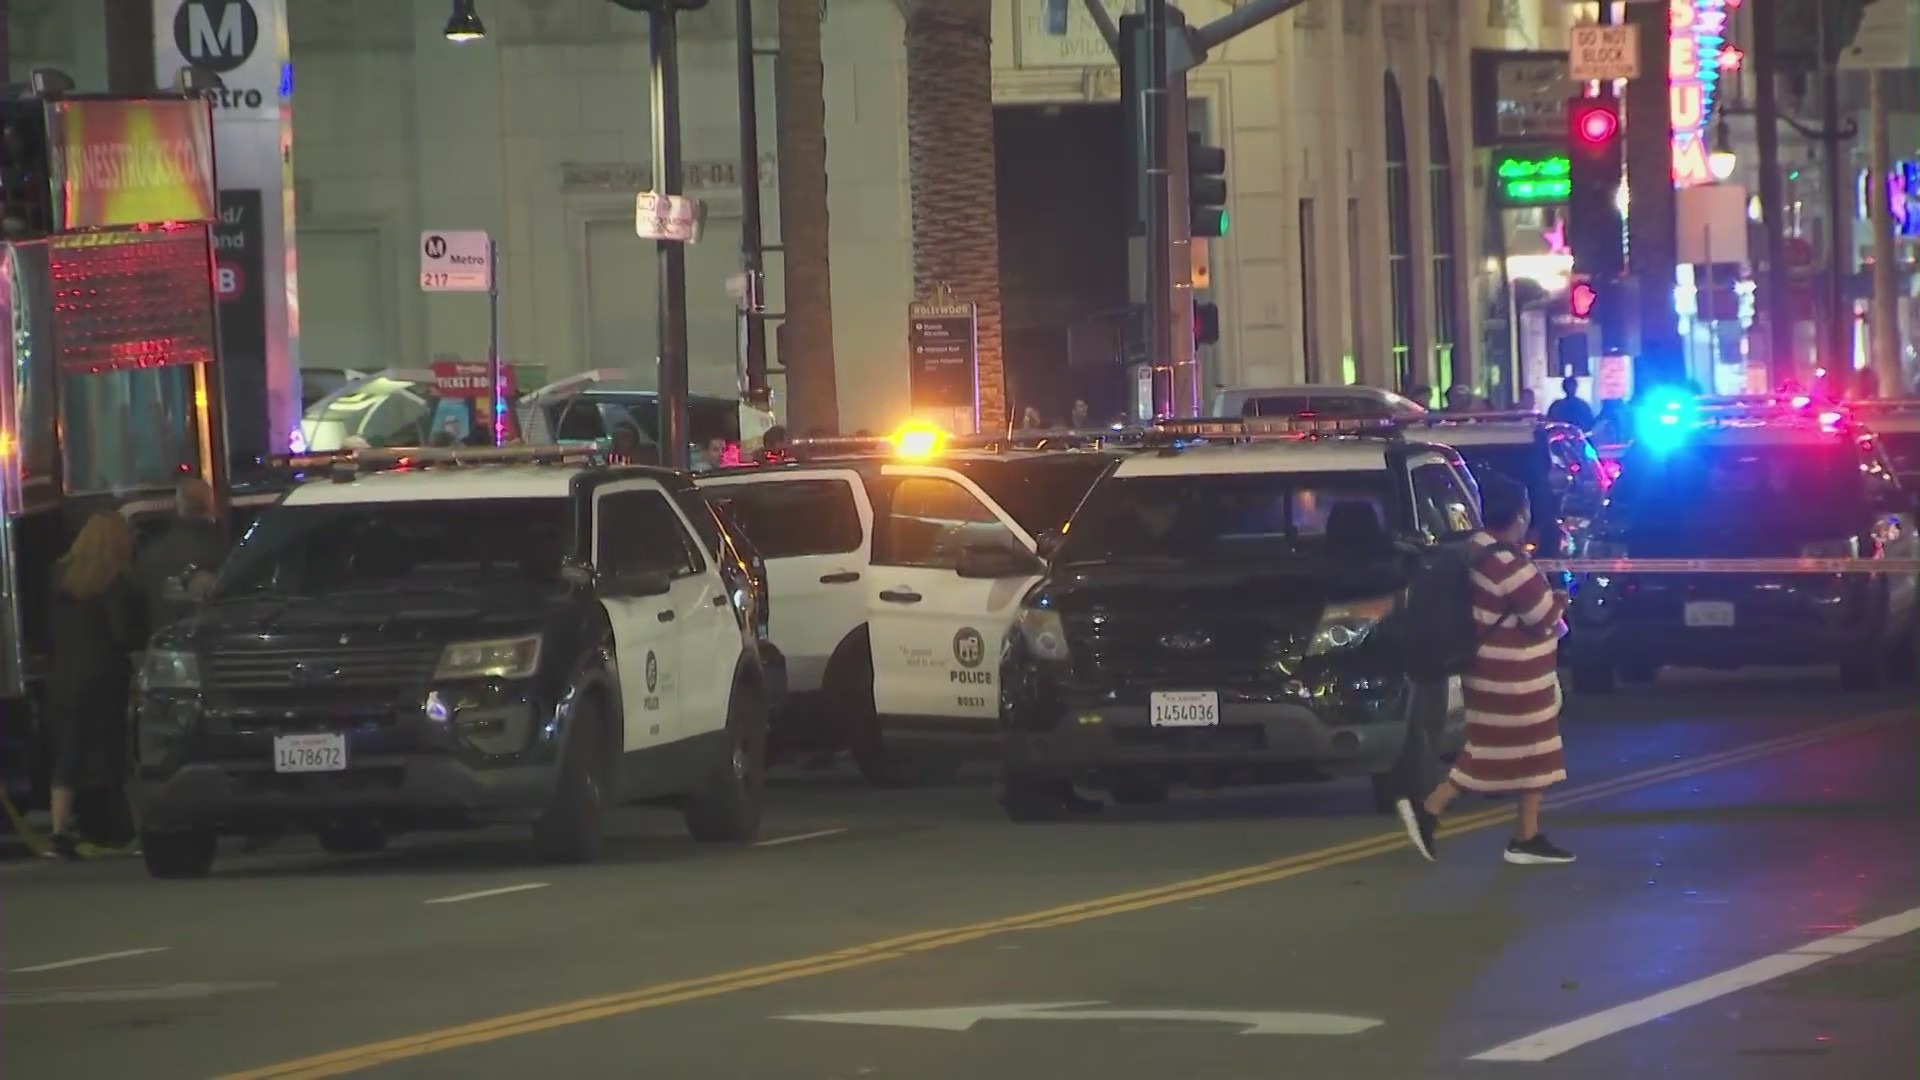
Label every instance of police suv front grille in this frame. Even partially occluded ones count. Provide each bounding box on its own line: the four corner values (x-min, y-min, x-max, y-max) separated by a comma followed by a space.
1065, 614, 1311, 688
204, 646, 441, 694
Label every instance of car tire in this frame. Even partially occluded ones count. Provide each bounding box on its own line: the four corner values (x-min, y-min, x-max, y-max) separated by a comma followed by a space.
1839, 652, 1886, 692
533, 696, 611, 865
683, 682, 769, 843
833, 632, 963, 788
1570, 664, 1616, 694
140, 830, 216, 879
317, 822, 388, 855
1109, 776, 1170, 805
1000, 774, 1067, 823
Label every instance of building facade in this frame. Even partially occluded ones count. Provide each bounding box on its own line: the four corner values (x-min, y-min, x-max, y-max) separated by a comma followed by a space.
6, 0, 1576, 433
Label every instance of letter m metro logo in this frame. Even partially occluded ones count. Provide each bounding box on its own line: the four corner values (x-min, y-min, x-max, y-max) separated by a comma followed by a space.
174, 0, 259, 74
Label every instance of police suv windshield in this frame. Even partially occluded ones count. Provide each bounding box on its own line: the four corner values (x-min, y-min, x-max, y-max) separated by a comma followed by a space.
955, 456, 1117, 538
1607, 443, 1859, 533
1457, 445, 1537, 489
1876, 431, 1920, 483
1054, 471, 1394, 563
213, 499, 574, 600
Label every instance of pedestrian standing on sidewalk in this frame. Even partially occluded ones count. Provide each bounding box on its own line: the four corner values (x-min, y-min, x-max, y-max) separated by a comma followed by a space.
45, 512, 147, 860
1399, 473, 1573, 865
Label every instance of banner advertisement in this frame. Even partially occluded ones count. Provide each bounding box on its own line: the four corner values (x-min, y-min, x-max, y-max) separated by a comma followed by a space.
46, 98, 217, 231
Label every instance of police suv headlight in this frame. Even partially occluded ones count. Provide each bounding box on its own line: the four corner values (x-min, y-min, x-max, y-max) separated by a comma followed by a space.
1014, 608, 1071, 663
436, 636, 542, 680
1308, 596, 1395, 656
140, 649, 201, 692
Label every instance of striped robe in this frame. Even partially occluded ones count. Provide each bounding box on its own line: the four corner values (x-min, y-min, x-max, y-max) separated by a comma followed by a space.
1447, 531, 1569, 793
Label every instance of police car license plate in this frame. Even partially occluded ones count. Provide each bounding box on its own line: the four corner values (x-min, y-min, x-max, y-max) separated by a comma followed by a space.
273, 733, 347, 774
1683, 601, 1735, 628
1149, 691, 1219, 727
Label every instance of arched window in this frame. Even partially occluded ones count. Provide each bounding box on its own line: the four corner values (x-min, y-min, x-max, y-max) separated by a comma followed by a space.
1427, 78, 1461, 394
1384, 74, 1415, 393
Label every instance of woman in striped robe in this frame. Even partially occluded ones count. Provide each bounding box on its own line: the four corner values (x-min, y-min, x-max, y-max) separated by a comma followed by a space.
1404, 472, 1574, 865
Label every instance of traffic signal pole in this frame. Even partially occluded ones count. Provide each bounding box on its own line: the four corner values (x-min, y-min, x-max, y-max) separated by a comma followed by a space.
650, 4, 691, 466
1143, 0, 1174, 418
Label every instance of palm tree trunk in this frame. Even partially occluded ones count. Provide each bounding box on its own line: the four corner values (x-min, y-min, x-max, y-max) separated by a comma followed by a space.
776, 0, 840, 434
904, 0, 1005, 430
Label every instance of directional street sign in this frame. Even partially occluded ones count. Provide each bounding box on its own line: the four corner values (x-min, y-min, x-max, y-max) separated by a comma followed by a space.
779, 1001, 1384, 1036
907, 298, 978, 412
1568, 25, 1639, 81
419, 230, 492, 292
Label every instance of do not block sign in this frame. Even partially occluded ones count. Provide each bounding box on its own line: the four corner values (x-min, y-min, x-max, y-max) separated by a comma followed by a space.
1568, 25, 1638, 81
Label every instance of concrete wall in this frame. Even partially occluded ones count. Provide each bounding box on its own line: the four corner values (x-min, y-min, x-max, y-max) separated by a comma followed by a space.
4, 0, 1573, 429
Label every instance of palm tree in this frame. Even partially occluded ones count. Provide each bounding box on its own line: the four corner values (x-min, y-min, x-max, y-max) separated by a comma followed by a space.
902, 0, 1005, 429
777, 0, 841, 433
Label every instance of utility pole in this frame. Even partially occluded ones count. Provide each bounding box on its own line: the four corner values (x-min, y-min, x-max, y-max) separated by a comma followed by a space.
1624, 0, 1682, 389
650, 4, 691, 467
1817, 18, 1852, 395
1749, 0, 1795, 387
1092, 0, 1305, 417
1867, 69, 1899, 396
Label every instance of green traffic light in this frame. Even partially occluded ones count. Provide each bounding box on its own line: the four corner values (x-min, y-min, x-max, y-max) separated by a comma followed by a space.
1218, 210, 1229, 236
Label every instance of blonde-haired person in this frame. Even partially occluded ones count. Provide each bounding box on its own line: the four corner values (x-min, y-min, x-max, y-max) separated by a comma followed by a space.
45, 512, 147, 859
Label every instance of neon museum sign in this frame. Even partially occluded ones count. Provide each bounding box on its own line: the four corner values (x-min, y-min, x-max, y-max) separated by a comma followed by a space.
1670, 0, 1731, 187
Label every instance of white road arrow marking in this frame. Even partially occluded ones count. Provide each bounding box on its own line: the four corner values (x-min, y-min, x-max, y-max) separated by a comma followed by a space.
778, 1001, 1383, 1036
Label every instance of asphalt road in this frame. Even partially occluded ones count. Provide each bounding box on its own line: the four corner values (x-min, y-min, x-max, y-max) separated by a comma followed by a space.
3, 668, 1915, 1080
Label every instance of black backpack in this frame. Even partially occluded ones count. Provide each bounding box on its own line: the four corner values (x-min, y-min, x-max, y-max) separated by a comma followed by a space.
1399, 540, 1505, 682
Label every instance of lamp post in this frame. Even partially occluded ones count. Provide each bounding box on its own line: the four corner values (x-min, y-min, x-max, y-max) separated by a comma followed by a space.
611, 0, 706, 468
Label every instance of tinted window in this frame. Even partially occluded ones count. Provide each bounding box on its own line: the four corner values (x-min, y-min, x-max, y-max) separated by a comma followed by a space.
214, 499, 571, 599
1056, 471, 1394, 563
552, 400, 609, 442
1610, 443, 1863, 531
956, 457, 1114, 538
596, 489, 702, 577
1878, 432, 1920, 481
1409, 463, 1479, 541
708, 480, 863, 558
673, 488, 724, 556
878, 476, 1019, 569
1457, 444, 1538, 489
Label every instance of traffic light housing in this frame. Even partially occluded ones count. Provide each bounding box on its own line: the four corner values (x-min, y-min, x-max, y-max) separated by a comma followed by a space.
1188, 134, 1228, 238
1193, 301, 1220, 346
1570, 278, 1598, 321
1565, 97, 1624, 280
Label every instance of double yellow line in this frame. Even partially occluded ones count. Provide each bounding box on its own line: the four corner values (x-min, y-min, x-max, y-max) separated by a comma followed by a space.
222, 711, 1900, 1079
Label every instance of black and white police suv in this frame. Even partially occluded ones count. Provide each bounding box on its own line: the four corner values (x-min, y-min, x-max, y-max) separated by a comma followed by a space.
997, 417, 1475, 820
132, 447, 778, 878
698, 436, 1124, 784
1567, 398, 1919, 692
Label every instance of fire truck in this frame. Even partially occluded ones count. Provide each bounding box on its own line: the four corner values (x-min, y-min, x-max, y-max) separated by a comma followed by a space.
0, 85, 229, 810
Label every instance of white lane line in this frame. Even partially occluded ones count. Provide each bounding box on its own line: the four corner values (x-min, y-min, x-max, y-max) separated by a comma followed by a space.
1469, 906, 1920, 1062
753, 828, 849, 849
10, 947, 170, 974
423, 883, 551, 905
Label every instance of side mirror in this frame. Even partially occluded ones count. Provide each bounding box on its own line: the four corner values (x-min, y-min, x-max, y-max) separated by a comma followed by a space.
560, 557, 596, 591
1035, 529, 1064, 559
955, 543, 1043, 580
601, 568, 673, 598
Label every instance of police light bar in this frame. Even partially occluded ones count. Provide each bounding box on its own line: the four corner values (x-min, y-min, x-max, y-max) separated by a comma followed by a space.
1154, 415, 1400, 439
1404, 410, 1543, 427
1846, 399, 1920, 414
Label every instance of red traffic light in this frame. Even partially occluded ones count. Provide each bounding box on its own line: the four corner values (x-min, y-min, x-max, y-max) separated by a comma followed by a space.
1569, 100, 1619, 147
1570, 280, 1599, 320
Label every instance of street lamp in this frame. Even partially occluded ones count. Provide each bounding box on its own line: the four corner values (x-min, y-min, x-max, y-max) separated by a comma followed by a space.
445, 0, 487, 43
1709, 119, 1737, 182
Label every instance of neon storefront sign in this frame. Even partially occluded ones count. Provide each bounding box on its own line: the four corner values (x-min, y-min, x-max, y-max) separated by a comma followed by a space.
1670, 0, 1730, 187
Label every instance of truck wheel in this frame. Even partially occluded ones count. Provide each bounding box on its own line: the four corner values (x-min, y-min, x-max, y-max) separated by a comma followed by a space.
831, 637, 961, 788
318, 822, 388, 855
533, 697, 610, 864
141, 830, 216, 879
683, 683, 768, 843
